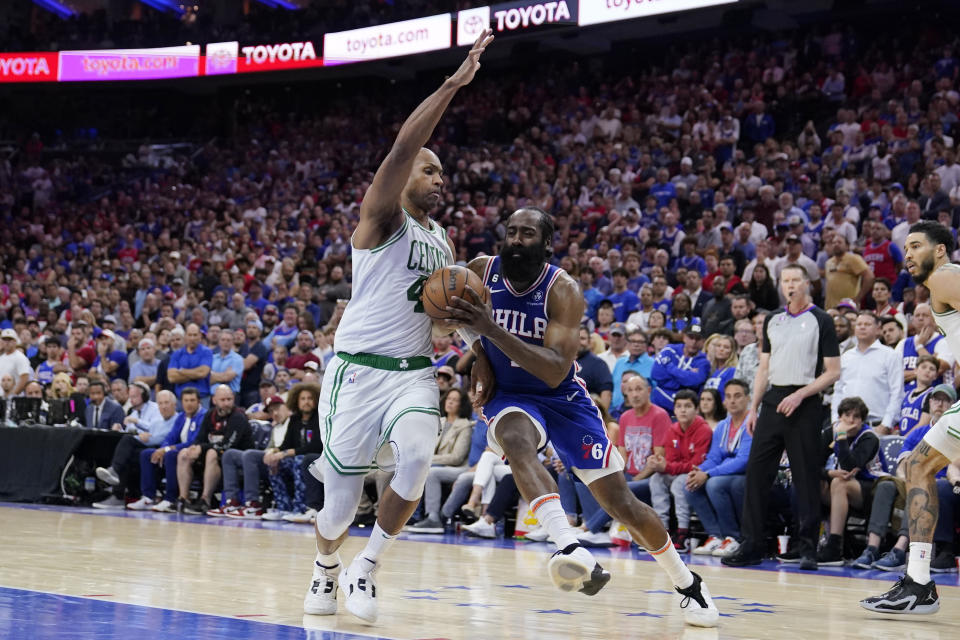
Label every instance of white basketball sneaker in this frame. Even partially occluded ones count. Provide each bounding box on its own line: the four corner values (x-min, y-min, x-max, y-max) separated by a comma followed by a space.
676, 571, 720, 627
303, 553, 341, 616
340, 557, 379, 623
547, 543, 611, 596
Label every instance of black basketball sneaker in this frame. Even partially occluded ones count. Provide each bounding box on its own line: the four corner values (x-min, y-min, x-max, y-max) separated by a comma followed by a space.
860, 575, 940, 615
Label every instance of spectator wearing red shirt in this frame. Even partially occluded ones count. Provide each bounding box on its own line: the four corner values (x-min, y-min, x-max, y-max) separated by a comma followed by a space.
646, 389, 712, 549
575, 375, 670, 544
285, 330, 321, 379
67, 321, 97, 375
861, 220, 903, 283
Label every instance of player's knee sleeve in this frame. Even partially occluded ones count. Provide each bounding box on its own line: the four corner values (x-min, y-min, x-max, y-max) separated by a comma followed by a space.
315, 462, 365, 540
386, 412, 440, 502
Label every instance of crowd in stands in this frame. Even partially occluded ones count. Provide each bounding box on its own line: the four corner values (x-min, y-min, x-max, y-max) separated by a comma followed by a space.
2, 11, 960, 571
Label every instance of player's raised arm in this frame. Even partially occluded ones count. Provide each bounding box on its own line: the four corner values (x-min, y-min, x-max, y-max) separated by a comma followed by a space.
354, 30, 494, 249
448, 272, 584, 389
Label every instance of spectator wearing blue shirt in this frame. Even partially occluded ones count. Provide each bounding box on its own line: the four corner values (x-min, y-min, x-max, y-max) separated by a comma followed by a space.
650, 168, 677, 208
245, 280, 270, 315
650, 324, 710, 413
129, 337, 160, 390
168, 323, 213, 405
93, 330, 128, 382
611, 329, 654, 412
35, 337, 65, 385
210, 331, 245, 395
128, 388, 205, 512
685, 379, 752, 558
608, 268, 640, 323
678, 239, 708, 276
579, 270, 605, 322
587, 256, 613, 296
743, 102, 775, 144
262, 304, 300, 351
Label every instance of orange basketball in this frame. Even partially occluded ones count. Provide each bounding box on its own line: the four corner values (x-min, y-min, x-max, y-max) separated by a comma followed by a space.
421, 265, 487, 320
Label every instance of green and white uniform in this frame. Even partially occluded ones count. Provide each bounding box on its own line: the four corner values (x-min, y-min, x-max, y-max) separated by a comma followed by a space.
316, 211, 453, 476
924, 263, 960, 462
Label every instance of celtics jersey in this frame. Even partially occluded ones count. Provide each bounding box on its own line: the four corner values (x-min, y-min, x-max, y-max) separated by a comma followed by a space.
335, 211, 453, 359
933, 263, 960, 361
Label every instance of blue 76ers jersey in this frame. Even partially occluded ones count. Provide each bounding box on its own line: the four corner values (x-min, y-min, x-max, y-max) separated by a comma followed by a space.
480, 257, 578, 394
899, 384, 931, 436
479, 257, 613, 472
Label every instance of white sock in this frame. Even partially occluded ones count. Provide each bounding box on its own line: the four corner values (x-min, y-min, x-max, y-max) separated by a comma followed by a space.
314, 551, 341, 576
357, 522, 396, 573
650, 539, 694, 589
907, 542, 933, 584
531, 493, 579, 550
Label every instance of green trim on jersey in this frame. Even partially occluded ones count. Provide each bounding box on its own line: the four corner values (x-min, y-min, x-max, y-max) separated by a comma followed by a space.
336, 351, 432, 371
404, 208, 437, 234
375, 406, 442, 456
369, 217, 409, 254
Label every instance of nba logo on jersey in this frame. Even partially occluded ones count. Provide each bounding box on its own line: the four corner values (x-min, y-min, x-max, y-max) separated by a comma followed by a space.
347, 372, 358, 384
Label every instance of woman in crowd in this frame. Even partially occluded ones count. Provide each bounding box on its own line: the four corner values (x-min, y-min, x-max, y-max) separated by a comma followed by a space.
748, 263, 781, 311
703, 333, 738, 401
665, 292, 694, 338
698, 388, 726, 431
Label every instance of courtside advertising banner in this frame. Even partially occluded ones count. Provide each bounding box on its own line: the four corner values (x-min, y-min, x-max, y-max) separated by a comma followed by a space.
238, 41, 323, 73
490, 0, 578, 34
324, 13, 451, 65
0, 53, 58, 83
204, 41, 239, 75
578, 0, 737, 26
59, 45, 201, 81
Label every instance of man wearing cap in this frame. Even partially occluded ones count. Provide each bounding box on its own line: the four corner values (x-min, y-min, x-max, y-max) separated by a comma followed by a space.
576, 327, 613, 408
435, 366, 457, 394
671, 157, 698, 191
650, 324, 710, 413
93, 384, 172, 509
598, 322, 629, 372
831, 312, 903, 434
262, 304, 299, 351
35, 337, 66, 385
0, 329, 30, 397
168, 323, 213, 407
824, 234, 873, 309
210, 331, 244, 396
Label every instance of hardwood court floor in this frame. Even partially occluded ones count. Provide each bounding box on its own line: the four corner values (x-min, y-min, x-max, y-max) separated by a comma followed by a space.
1, 504, 959, 640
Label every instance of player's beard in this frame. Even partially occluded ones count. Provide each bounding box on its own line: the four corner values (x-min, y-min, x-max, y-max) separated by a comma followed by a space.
500, 243, 544, 283
913, 253, 937, 284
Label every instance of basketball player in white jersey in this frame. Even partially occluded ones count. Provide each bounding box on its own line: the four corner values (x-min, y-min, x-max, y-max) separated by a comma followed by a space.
302, 30, 494, 623
862, 221, 960, 614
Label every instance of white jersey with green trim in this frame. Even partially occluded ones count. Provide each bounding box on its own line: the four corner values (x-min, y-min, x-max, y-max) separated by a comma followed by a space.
335, 211, 453, 359
932, 263, 960, 360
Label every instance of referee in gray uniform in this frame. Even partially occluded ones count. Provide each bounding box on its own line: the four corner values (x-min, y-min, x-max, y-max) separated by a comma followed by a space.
722, 263, 841, 570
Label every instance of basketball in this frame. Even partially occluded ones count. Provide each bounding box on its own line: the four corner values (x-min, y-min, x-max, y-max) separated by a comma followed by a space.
421, 265, 487, 320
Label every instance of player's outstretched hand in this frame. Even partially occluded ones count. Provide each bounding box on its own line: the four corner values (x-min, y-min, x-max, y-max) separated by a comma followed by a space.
448, 29, 494, 88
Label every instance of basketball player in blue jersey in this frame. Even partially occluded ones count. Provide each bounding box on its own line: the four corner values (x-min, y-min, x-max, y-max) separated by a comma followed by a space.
446, 208, 719, 627
863, 221, 960, 615
301, 30, 494, 624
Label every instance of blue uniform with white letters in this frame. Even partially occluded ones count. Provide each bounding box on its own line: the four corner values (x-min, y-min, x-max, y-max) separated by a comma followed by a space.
479, 256, 613, 472
898, 383, 931, 436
